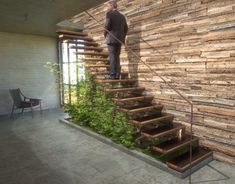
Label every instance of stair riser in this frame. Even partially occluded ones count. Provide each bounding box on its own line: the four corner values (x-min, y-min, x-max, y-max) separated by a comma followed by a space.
85, 65, 109, 69
137, 121, 173, 131
70, 47, 103, 51
135, 136, 153, 148
59, 34, 93, 41
57, 30, 88, 37
105, 88, 145, 93
91, 73, 128, 77
82, 60, 109, 63
141, 126, 186, 140
133, 116, 174, 128
61, 40, 98, 46
152, 139, 199, 154
83, 58, 109, 62
115, 100, 152, 107
96, 80, 137, 84
113, 97, 154, 103
166, 151, 213, 172
160, 146, 194, 163
120, 106, 163, 114
76, 53, 108, 57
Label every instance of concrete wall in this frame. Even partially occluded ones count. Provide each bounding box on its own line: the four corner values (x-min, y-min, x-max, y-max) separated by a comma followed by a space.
69, 0, 235, 164
0, 32, 60, 115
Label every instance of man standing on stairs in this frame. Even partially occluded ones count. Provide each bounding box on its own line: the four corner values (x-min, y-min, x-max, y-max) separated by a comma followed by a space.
104, 0, 128, 79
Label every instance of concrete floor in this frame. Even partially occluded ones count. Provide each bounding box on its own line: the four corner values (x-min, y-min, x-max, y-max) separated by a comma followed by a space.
0, 109, 234, 184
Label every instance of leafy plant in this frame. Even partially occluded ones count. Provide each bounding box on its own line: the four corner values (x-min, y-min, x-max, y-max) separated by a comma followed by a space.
64, 72, 136, 148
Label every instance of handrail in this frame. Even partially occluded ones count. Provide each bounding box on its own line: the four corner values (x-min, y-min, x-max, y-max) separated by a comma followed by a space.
84, 10, 194, 184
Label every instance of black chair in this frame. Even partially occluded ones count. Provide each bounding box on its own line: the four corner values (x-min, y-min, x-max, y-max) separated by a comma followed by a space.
9, 88, 42, 118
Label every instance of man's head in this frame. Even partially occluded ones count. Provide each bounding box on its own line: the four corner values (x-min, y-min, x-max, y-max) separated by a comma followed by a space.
105, 0, 117, 12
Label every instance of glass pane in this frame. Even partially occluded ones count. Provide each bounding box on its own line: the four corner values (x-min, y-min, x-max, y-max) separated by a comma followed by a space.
70, 63, 77, 85
62, 43, 68, 63
63, 64, 69, 84
63, 85, 70, 104
69, 47, 76, 63
78, 62, 85, 81
71, 86, 78, 104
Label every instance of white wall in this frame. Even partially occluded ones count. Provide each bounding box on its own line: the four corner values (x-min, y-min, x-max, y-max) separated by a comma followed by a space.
0, 32, 60, 115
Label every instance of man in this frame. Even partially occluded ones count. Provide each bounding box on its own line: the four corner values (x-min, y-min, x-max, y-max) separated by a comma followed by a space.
104, 0, 128, 79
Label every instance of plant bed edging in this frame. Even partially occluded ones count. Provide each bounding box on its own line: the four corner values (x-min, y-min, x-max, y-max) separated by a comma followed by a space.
59, 118, 213, 178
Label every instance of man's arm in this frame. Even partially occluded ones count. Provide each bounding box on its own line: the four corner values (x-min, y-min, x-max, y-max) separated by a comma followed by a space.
104, 12, 112, 38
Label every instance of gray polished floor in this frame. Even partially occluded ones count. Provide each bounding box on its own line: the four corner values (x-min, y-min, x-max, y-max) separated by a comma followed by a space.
0, 109, 234, 184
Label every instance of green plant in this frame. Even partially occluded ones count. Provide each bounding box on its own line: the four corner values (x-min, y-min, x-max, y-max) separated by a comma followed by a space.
44, 61, 62, 86
64, 72, 136, 148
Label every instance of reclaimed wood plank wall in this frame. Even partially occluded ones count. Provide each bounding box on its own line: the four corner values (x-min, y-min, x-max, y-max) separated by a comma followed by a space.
69, 0, 235, 164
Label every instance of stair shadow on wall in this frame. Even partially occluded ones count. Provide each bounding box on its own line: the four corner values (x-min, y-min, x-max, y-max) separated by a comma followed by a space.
126, 22, 140, 82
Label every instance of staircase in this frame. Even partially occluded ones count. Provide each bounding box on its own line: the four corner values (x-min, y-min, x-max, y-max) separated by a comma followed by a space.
57, 29, 213, 174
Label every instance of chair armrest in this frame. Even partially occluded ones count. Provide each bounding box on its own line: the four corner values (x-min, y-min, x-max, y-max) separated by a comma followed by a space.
31, 98, 42, 101
29, 98, 42, 103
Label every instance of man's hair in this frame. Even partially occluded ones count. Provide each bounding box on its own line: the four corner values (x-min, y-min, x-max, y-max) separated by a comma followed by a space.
106, 0, 117, 9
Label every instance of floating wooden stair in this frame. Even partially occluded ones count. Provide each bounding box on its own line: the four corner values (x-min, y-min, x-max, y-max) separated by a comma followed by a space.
119, 104, 163, 113
65, 40, 98, 47
91, 71, 110, 76
85, 64, 109, 68
70, 45, 103, 51
112, 95, 154, 103
166, 148, 213, 172
131, 114, 174, 127
152, 135, 198, 154
141, 123, 185, 140
91, 71, 129, 77
104, 87, 145, 93
76, 51, 109, 57
96, 79, 137, 84
58, 29, 213, 175
59, 34, 93, 41
56, 30, 88, 37
82, 58, 108, 62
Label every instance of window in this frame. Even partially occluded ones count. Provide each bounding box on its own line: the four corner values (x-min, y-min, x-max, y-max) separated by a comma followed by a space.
59, 39, 85, 104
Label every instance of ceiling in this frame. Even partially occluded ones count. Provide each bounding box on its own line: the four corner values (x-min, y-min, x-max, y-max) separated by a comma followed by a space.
0, 0, 106, 37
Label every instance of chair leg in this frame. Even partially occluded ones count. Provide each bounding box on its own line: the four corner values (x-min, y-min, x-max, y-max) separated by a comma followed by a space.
10, 105, 14, 118
21, 108, 24, 115
31, 106, 34, 118
39, 101, 42, 115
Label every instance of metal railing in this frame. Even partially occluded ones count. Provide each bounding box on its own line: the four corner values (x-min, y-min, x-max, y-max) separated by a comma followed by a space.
85, 10, 194, 184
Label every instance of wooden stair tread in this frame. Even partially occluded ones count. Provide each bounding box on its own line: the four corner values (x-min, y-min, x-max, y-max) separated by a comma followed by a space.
113, 95, 154, 102
59, 34, 93, 41
91, 72, 128, 76
131, 114, 174, 127
104, 87, 145, 93
85, 64, 109, 68
81, 58, 108, 62
120, 104, 163, 113
152, 135, 198, 154
76, 51, 109, 56
141, 124, 185, 139
166, 148, 213, 172
70, 45, 103, 51
56, 30, 88, 37
64, 40, 98, 46
96, 79, 137, 84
